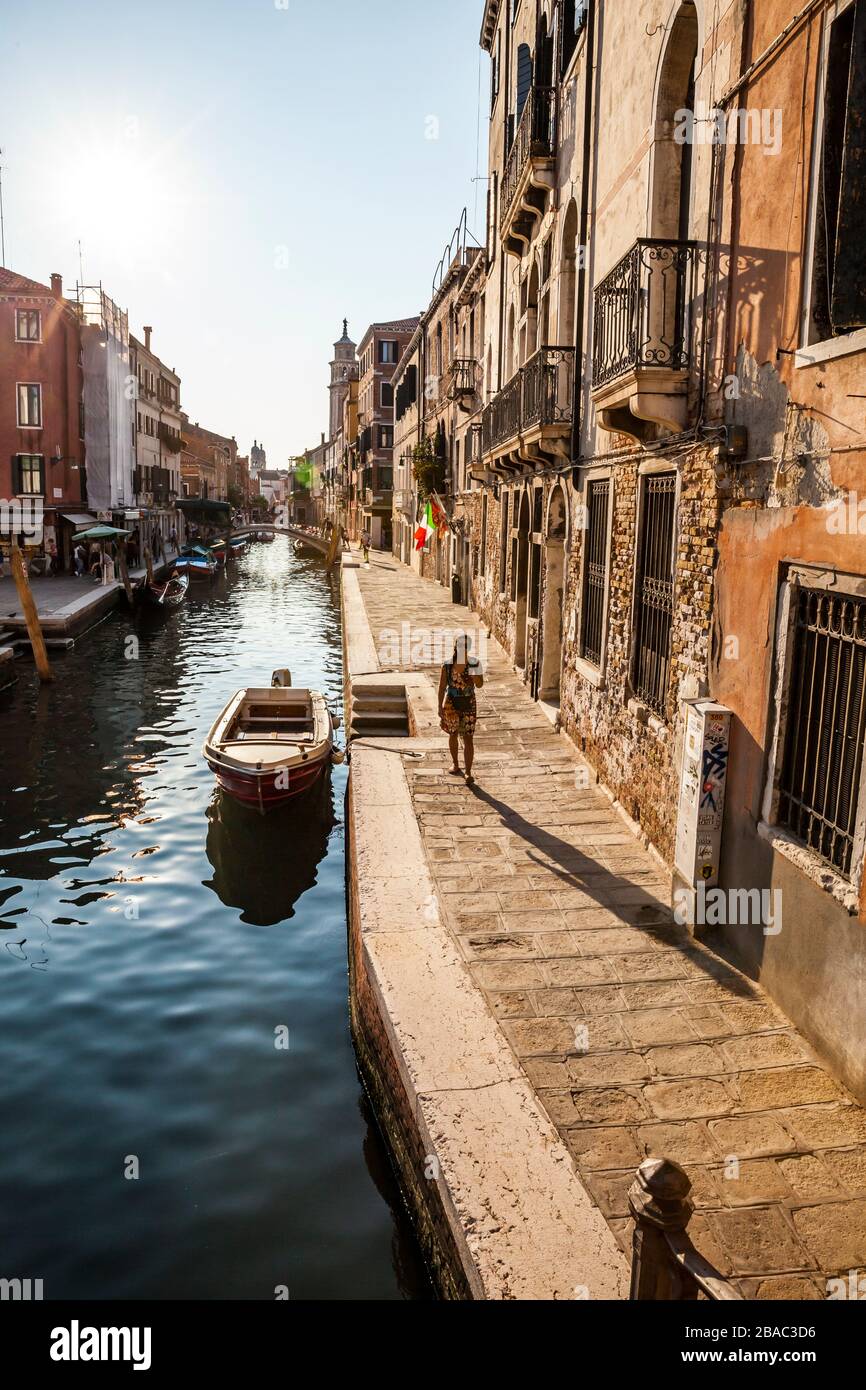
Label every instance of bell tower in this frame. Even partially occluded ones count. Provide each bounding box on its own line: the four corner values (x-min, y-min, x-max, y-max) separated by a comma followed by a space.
329, 319, 356, 441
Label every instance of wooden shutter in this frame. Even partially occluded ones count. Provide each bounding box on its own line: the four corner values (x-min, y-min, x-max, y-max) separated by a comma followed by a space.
832, 0, 866, 331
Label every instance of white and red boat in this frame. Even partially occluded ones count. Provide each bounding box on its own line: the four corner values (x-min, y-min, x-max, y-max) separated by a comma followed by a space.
203, 672, 340, 813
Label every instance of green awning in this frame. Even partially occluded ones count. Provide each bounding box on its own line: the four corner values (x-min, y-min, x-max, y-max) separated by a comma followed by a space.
73, 526, 132, 541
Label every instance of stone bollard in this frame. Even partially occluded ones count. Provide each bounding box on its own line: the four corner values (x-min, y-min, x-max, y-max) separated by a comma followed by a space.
628, 1156, 695, 1301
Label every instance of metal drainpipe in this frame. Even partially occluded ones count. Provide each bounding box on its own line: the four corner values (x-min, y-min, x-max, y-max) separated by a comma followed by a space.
571, 0, 597, 483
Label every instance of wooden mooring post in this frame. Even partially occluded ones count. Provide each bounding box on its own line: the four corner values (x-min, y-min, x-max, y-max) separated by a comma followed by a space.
10, 543, 53, 683
117, 541, 135, 606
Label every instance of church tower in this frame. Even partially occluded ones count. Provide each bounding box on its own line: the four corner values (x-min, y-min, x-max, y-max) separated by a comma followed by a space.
329, 319, 357, 441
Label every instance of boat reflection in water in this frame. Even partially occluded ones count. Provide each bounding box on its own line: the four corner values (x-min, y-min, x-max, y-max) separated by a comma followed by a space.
204, 774, 336, 926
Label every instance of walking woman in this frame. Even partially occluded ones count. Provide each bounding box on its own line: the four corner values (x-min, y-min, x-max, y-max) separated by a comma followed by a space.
438, 633, 483, 783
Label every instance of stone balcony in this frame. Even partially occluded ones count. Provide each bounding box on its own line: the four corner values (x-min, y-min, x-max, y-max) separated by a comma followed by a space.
592, 237, 697, 442
500, 86, 558, 258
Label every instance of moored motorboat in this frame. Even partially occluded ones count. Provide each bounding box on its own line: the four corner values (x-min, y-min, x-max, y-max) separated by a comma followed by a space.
175, 546, 218, 580
203, 672, 341, 814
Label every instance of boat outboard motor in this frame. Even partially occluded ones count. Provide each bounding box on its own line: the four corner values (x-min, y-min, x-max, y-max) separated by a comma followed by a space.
271, 669, 292, 688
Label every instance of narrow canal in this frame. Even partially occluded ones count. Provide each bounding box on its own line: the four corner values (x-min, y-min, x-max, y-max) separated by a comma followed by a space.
0, 538, 429, 1300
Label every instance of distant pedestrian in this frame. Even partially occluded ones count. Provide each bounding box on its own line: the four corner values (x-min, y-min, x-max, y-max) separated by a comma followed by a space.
100, 547, 115, 585
48, 538, 60, 576
170, 525, 178, 554
438, 633, 483, 784
74, 542, 86, 577
360, 529, 371, 565
340, 525, 350, 551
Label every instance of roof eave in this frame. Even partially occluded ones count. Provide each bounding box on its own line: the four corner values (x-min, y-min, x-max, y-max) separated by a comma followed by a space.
480, 0, 500, 53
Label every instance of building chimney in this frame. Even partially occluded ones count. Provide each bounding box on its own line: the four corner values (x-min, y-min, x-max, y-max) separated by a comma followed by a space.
143, 325, 152, 351
50, 273, 63, 297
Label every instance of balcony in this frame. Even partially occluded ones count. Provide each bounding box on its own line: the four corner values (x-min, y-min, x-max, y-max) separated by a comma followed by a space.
500, 86, 557, 257
481, 345, 575, 466
445, 357, 481, 406
592, 238, 697, 441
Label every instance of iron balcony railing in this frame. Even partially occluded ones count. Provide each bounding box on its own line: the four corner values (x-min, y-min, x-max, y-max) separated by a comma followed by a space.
500, 86, 557, 230
446, 356, 481, 400
592, 238, 697, 390
481, 345, 575, 455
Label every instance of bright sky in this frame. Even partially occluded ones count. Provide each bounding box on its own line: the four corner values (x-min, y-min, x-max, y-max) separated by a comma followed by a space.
1, 0, 487, 463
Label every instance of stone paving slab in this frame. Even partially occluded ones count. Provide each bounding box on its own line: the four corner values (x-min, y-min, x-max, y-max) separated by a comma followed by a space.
353, 552, 866, 1300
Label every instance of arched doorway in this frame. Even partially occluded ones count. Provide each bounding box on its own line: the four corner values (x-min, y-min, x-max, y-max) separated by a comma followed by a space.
539, 485, 567, 701
513, 491, 530, 670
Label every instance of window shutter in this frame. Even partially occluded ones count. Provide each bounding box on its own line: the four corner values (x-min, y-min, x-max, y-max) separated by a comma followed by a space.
516, 44, 533, 120
832, 0, 866, 332
11, 455, 21, 494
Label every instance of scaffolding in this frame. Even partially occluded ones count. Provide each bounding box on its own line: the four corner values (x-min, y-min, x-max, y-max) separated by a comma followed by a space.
74, 283, 134, 514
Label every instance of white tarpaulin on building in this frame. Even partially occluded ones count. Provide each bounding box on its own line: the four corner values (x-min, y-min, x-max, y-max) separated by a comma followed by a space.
81, 289, 134, 513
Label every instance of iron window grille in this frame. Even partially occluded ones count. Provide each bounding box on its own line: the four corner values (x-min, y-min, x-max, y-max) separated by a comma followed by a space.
580, 478, 611, 667
777, 586, 866, 880
632, 472, 677, 715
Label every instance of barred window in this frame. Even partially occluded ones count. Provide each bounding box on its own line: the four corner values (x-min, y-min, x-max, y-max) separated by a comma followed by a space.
580, 478, 610, 667
632, 472, 676, 714
777, 586, 866, 879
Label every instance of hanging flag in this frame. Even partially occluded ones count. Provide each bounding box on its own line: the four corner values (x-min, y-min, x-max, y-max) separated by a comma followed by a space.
413, 524, 428, 551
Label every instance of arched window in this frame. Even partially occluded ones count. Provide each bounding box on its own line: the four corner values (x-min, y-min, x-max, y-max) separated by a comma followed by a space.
651, 2, 699, 241
560, 0, 588, 77
558, 199, 579, 345
516, 43, 533, 120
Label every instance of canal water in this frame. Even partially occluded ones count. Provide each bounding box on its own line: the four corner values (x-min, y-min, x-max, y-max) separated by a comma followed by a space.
0, 538, 429, 1300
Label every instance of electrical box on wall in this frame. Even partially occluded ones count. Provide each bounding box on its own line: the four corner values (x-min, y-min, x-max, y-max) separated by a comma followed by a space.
673, 701, 732, 929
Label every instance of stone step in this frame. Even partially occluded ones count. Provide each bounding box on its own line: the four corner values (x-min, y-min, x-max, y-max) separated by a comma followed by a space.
351, 723, 410, 740
351, 712, 409, 733
352, 682, 408, 700
352, 692, 408, 713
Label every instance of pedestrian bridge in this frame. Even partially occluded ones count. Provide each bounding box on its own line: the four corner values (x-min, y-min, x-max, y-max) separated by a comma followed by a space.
230, 524, 333, 557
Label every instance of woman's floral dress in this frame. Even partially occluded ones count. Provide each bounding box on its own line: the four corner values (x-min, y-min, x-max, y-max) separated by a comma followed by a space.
442, 662, 477, 736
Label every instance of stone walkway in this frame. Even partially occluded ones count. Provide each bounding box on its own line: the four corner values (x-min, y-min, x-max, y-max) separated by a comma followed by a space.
354, 552, 866, 1299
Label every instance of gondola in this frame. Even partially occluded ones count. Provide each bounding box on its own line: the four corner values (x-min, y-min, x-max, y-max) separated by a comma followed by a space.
202, 670, 342, 814
143, 571, 190, 609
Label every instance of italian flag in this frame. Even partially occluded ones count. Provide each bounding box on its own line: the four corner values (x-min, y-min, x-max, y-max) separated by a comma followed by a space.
414, 501, 436, 551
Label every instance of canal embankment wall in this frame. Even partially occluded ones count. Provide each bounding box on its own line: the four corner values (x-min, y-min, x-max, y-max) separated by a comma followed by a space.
341, 558, 629, 1300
